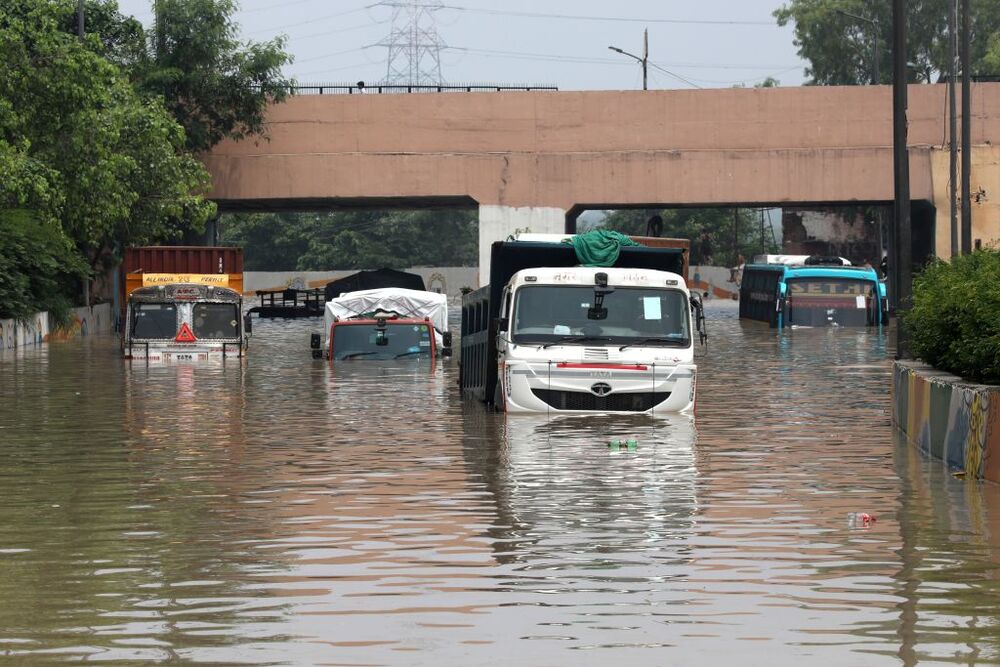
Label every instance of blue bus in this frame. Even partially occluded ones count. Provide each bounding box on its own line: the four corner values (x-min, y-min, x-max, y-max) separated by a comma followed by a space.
739, 255, 888, 328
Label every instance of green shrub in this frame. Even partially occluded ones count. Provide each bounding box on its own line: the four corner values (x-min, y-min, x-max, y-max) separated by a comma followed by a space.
904, 249, 1000, 383
0, 209, 86, 324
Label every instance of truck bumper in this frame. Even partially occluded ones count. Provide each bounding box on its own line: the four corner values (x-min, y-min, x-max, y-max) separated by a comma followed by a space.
501, 362, 696, 414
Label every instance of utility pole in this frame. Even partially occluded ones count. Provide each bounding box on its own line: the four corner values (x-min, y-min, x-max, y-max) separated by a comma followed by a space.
960, 0, 972, 254
892, 0, 912, 358
608, 28, 648, 90
949, 0, 959, 257
77, 0, 84, 39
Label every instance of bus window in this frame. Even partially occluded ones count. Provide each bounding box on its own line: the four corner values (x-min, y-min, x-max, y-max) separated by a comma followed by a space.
132, 303, 178, 339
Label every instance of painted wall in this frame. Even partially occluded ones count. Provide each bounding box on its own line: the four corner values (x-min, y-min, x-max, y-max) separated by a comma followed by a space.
0, 304, 112, 351
893, 361, 1000, 483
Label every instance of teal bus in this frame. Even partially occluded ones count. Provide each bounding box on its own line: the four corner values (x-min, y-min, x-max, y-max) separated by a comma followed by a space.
739, 255, 888, 328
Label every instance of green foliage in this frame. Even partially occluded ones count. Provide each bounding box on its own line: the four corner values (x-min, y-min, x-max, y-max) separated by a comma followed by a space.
0, 0, 216, 305
0, 210, 86, 322
904, 249, 1000, 383
599, 208, 778, 266
774, 0, 1000, 84
137, 0, 294, 151
220, 210, 479, 271
985, 32, 1000, 73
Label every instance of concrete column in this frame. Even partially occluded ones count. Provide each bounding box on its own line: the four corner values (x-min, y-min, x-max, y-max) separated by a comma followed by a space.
478, 205, 567, 285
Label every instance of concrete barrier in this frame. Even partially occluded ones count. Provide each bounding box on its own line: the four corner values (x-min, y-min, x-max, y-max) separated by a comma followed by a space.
0, 303, 112, 351
893, 361, 1000, 483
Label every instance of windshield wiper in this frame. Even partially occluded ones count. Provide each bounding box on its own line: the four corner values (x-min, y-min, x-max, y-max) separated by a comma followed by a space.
339, 351, 378, 359
541, 335, 611, 349
618, 337, 690, 351
393, 350, 425, 359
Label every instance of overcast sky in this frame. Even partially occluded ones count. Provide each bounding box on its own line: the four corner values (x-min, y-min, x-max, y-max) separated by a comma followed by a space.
114, 0, 808, 90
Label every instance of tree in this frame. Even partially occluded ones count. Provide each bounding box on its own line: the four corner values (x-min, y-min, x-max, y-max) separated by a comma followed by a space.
220, 210, 480, 271
0, 210, 86, 322
0, 1, 215, 303
137, 0, 294, 152
774, 0, 1000, 85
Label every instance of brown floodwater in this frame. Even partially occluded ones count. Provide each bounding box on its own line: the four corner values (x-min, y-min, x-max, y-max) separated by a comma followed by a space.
1, 301, 999, 666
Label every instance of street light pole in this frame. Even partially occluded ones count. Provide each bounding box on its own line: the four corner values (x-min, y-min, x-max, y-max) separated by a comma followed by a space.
77, 0, 85, 39
949, 0, 959, 257
960, 0, 972, 254
892, 0, 912, 358
608, 28, 648, 90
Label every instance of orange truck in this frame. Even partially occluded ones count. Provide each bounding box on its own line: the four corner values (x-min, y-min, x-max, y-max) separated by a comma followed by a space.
120, 247, 250, 361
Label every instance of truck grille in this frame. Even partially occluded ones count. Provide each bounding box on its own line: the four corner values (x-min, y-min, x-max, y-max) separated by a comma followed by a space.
584, 347, 609, 360
531, 389, 670, 412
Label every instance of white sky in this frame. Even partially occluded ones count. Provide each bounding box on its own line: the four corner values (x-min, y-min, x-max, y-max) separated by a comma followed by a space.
114, 0, 808, 90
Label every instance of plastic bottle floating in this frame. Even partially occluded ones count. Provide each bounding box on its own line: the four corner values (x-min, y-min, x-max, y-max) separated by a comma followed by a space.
847, 512, 877, 529
608, 438, 638, 452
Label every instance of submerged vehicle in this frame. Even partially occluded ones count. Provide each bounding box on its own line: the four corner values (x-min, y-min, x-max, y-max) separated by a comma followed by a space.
461, 233, 706, 415
739, 255, 888, 328
121, 247, 251, 361
312, 287, 452, 362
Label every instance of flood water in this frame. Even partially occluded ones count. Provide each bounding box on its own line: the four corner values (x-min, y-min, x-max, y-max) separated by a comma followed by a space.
2, 301, 1000, 665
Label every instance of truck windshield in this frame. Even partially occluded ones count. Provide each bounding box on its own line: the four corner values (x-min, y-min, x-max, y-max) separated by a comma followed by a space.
786, 278, 874, 326
192, 303, 240, 339
512, 286, 690, 346
131, 303, 177, 339
331, 322, 434, 361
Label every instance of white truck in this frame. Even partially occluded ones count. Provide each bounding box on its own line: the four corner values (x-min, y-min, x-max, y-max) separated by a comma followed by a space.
460, 235, 705, 414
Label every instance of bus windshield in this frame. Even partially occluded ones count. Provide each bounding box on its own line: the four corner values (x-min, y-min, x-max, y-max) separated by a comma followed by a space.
512, 286, 690, 346
786, 278, 875, 326
331, 322, 434, 361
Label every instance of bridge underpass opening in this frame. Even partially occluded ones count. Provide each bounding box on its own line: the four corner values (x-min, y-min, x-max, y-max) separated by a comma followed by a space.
569, 202, 936, 302
215, 197, 481, 297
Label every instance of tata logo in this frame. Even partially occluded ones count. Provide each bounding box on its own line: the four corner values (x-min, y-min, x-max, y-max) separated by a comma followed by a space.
589, 370, 611, 378
590, 382, 612, 397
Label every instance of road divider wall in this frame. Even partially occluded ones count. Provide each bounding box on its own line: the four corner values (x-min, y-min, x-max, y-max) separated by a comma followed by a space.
0, 304, 112, 351
894, 360, 1000, 483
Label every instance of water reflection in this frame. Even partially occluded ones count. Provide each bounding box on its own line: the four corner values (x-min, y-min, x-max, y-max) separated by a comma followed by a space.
0, 306, 999, 664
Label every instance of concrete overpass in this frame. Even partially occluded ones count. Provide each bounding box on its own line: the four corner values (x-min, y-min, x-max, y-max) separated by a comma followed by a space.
205, 84, 1000, 280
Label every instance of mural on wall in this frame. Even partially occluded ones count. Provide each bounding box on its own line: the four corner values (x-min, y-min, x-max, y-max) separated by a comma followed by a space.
894, 362, 1000, 483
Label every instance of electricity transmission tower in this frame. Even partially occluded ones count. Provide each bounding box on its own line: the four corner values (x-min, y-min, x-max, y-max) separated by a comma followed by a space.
379, 0, 446, 86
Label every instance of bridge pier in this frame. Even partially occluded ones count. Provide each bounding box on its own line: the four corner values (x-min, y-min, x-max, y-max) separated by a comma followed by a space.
478, 205, 566, 284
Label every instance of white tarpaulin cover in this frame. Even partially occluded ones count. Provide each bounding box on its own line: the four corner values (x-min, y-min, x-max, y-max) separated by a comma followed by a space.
324, 288, 448, 345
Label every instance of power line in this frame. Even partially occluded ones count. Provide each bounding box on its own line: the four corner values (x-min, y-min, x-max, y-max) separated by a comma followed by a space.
244, 5, 376, 35
372, 1, 775, 26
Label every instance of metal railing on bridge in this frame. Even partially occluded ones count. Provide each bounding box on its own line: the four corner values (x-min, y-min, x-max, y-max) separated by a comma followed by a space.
278, 82, 558, 95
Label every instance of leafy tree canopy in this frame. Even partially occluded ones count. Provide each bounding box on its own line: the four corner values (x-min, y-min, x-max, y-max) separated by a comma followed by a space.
137, 0, 294, 152
774, 0, 1000, 85
0, 0, 215, 303
220, 210, 479, 271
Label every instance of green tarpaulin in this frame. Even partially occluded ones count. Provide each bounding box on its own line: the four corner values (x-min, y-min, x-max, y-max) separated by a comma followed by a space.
563, 230, 640, 267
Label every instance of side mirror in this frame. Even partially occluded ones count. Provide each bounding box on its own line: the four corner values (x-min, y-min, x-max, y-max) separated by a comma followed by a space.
310, 333, 321, 349
442, 330, 453, 351
689, 294, 707, 345
243, 313, 253, 335
492, 317, 508, 333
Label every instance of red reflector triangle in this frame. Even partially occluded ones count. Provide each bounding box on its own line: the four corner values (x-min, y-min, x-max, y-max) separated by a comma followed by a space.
175, 322, 197, 342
